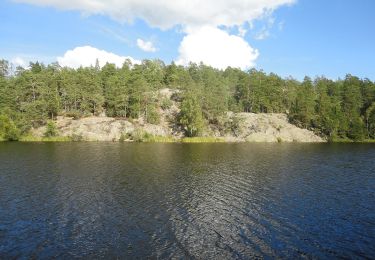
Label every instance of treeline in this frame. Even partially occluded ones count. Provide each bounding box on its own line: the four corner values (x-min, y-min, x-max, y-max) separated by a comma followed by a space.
0, 59, 374, 141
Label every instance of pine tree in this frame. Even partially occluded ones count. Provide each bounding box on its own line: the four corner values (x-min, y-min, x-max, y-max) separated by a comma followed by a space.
178, 92, 205, 137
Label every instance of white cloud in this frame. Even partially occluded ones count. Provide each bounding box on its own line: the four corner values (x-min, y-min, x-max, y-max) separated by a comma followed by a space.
11, 57, 27, 67
57, 46, 140, 68
176, 26, 259, 70
238, 26, 247, 37
14, 0, 296, 70
13, 0, 295, 29
136, 39, 156, 52
254, 16, 275, 40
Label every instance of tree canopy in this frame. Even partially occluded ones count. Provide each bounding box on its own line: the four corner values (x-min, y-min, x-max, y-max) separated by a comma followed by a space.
0, 58, 374, 141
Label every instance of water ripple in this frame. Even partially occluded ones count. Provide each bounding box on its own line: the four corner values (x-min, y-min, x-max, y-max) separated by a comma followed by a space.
0, 143, 374, 259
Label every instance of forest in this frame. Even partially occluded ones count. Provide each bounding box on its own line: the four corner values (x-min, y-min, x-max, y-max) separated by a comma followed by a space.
0, 58, 374, 141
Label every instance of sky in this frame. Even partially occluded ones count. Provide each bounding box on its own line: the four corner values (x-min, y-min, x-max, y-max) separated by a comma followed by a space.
0, 0, 374, 80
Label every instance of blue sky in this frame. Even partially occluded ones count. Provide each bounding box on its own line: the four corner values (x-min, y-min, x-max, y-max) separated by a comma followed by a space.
1, 0, 374, 80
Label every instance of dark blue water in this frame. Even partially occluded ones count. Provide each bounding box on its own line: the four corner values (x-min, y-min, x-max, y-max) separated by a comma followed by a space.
0, 143, 374, 259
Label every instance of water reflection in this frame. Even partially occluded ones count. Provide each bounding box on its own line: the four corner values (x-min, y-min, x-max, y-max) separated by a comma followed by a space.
0, 143, 374, 258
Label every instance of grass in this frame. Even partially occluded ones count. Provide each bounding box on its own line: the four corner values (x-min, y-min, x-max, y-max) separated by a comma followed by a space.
329, 137, 375, 143
128, 131, 225, 143
181, 137, 225, 143
141, 135, 177, 143
19, 135, 72, 142
123, 129, 177, 143
132, 133, 226, 143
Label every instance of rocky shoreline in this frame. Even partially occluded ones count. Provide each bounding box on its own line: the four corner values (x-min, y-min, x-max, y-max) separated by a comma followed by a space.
27, 88, 324, 143
30, 113, 324, 143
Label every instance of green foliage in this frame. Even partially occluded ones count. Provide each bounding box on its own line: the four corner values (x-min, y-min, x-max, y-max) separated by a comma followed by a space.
178, 92, 205, 137
348, 117, 365, 141
219, 114, 242, 136
160, 98, 173, 110
71, 133, 83, 142
0, 114, 20, 141
366, 103, 375, 138
290, 76, 316, 128
0, 57, 374, 142
199, 65, 229, 122
228, 115, 242, 136
120, 130, 176, 142
119, 132, 131, 142
20, 135, 71, 142
146, 104, 160, 124
65, 110, 83, 119
141, 135, 176, 142
44, 121, 58, 137
129, 129, 152, 142
181, 137, 225, 143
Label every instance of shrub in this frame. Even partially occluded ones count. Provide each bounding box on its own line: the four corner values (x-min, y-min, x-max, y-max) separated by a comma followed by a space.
130, 129, 146, 142
161, 98, 173, 110
71, 133, 83, 142
229, 115, 241, 136
44, 121, 58, 137
0, 114, 21, 141
181, 137, 225, 143
146, 105, 160, 125
119, 132, 132, 142
4, 126, 20, 141
65, 110, 82, 119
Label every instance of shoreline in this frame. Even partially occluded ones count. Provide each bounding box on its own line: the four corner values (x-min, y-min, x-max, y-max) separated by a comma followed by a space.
0, 136, 375, 144
1, 135, 374, 143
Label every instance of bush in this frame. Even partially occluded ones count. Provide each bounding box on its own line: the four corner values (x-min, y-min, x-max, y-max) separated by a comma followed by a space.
44, 121, 58, 137
228, 115, 241, 136
71, 133, 83, 141
129, 129, 141, 142
65, 110, 82, 119
0, 114, 21, 141
4, 126, 20, 141
146, 105, 160, 125
130, 129, 152, 142
181, 137, 225, 143
16, 118, 32, 136
348, 117, 365, 141
161, 98, 173, 110
119, 132, 132, 142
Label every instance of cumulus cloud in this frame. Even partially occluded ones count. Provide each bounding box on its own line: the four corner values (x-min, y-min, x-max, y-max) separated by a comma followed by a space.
254, 16, 275, 40
14, 0, 296, 70
57, 46, 139, 68
238, 26, 248, 37
13, 0, 295, 29
11, 57, 27, 67
176, 26, 259, 70
136, 39, 156, 52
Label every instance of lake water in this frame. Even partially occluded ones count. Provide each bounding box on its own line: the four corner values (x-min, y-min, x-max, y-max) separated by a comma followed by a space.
0, 143, 374, 259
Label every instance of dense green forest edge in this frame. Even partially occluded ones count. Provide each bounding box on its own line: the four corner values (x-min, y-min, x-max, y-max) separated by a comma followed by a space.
0, 58, 374, 142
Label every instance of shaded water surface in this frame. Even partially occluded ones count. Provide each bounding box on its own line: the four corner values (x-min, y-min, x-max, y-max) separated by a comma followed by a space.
0, 143, 374, 259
